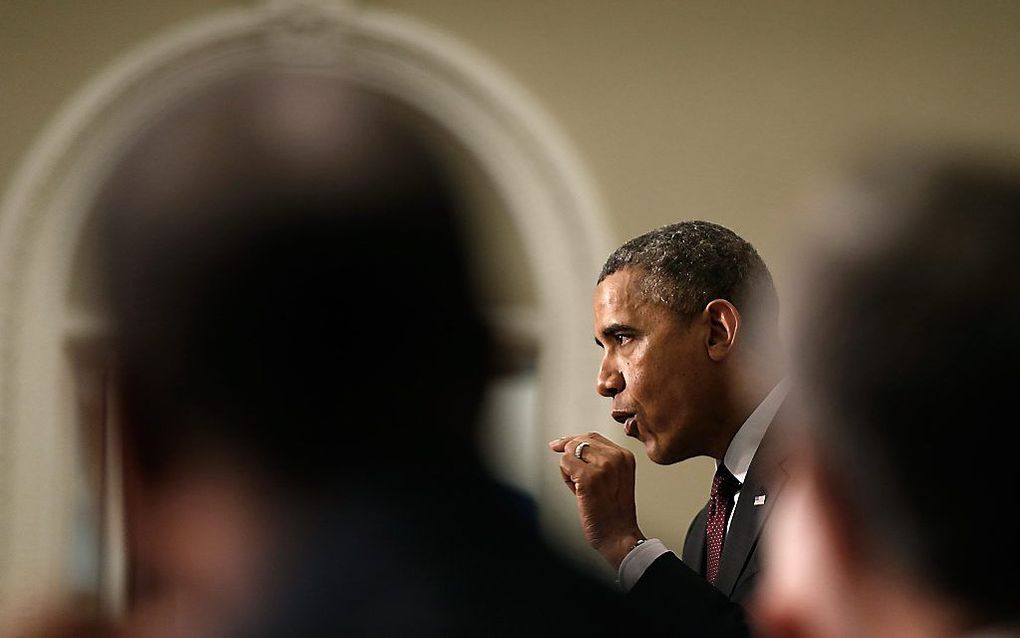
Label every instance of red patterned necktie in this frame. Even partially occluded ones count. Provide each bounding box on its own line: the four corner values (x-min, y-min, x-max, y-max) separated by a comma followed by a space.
705, 463, 741, 586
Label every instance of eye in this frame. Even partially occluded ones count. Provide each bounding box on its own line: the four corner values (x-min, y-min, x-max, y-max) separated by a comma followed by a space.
614, 334, 632, 346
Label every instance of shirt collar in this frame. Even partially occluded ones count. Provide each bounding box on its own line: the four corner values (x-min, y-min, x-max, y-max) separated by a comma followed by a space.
719, 378, 789, 484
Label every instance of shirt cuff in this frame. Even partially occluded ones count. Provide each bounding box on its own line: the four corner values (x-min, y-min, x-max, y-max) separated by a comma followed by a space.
617, 538, 669, 592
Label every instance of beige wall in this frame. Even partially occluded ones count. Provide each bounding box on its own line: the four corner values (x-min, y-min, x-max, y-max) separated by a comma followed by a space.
3, 0, 1020, 559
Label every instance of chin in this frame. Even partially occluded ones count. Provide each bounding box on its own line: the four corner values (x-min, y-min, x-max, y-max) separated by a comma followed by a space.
647, 441, 695, 466
645, 442, 674, 465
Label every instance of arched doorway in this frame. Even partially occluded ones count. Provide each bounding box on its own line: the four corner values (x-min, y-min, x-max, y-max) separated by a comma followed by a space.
0, 0, 609, 620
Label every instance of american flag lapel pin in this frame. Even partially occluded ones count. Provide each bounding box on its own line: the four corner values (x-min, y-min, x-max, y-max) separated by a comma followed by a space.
753, 494, 767, 506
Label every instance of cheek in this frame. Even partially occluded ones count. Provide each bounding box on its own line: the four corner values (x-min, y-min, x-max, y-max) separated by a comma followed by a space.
627, 366, 660, 424
623, 348, 654, 395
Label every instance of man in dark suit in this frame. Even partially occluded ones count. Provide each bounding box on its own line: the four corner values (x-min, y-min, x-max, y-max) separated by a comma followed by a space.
758, 155, 1020, 637
551, 221, 786, 636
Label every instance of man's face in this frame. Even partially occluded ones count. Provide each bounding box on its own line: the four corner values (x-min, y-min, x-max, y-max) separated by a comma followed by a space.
593, 268, 719, 464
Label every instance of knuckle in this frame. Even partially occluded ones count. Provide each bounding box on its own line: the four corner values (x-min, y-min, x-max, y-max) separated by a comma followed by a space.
606, 449, 625, 466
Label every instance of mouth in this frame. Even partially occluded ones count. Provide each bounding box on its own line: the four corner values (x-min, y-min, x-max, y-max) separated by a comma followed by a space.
611, 410, 639, 438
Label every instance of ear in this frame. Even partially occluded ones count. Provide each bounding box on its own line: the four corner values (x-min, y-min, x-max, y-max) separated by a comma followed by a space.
704, 299, 740, 361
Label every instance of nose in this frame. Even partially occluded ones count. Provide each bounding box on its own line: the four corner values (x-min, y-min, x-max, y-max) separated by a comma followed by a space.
596, 354, 624, 397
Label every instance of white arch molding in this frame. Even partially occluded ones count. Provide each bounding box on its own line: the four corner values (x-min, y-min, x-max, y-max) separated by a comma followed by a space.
0, 0, 611, 618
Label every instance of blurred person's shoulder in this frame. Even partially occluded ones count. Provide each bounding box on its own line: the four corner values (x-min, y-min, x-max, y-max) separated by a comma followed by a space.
250, 477, 649, 637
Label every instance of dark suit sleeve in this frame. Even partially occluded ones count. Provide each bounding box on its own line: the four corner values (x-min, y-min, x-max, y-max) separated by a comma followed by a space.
627, 552, 751, 637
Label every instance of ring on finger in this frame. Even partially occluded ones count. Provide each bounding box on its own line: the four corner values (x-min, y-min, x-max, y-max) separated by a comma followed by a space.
574, 441, 591, 461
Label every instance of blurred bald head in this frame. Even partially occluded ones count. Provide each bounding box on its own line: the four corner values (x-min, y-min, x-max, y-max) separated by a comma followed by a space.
98, 69, 489, 488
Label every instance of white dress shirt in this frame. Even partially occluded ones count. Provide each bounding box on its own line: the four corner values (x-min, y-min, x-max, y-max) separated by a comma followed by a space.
617, 379, 789, 591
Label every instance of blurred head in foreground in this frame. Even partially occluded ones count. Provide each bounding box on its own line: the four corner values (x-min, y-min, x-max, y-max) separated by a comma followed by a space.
94, 66, 630, 637
102, 71, 489, 486
759, 153, 1020, 637
96, 68, 492, 632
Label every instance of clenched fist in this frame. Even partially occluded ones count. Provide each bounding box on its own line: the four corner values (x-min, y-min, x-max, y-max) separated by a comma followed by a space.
549, 432, 644, 570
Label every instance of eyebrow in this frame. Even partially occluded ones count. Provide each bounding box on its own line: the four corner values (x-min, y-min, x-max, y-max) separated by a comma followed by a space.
594, 322, 634, 347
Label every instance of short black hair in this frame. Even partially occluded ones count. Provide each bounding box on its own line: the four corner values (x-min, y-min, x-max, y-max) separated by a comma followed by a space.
798, 155, 1020, 624
599, 220, 778, 330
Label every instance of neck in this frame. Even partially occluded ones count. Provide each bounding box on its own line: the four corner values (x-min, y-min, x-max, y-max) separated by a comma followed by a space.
708, 362, 784, 460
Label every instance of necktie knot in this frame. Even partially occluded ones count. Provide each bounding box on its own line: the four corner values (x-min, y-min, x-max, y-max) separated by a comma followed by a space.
711, 464, 741, 501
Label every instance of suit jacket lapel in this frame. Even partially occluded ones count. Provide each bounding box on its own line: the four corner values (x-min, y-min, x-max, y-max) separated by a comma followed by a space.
713, 409, 792, 596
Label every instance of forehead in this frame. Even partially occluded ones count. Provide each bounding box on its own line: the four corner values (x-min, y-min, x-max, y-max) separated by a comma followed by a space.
594, 268, 643, 310
593, 268, 670, 325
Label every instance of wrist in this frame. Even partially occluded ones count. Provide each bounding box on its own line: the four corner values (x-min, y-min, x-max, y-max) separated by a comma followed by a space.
600, 530, 645, 571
